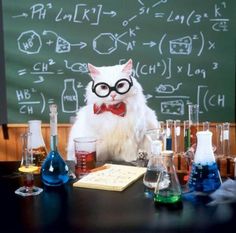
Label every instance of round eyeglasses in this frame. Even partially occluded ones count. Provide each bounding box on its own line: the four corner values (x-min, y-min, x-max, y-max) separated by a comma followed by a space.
92, 78, 133, 98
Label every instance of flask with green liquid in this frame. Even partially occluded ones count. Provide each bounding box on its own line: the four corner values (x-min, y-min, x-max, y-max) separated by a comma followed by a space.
154, 150, 182, 209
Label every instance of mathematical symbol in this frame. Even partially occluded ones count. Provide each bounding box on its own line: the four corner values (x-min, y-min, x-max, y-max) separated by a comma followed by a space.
208, 41, 215, 50
155, 13, 165, 18
46, 40, 54, 46
18, 69, 27, 76
177, 66, 183, 73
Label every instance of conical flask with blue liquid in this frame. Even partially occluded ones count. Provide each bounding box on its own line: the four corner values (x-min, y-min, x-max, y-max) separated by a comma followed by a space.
188, 131, 222, 193
41, 104, 69, 186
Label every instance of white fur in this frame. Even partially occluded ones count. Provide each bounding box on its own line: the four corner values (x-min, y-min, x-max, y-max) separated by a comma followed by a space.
67, 59, 158, 162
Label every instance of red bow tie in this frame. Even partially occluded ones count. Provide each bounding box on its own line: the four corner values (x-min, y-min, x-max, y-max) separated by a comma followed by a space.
93, 102, 126, 117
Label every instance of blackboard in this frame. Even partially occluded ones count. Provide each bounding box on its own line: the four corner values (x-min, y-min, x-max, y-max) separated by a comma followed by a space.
0, 0, 7, 125
1, 0, 236, 123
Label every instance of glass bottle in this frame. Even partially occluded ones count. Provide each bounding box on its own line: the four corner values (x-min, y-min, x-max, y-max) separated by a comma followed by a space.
41, 104, 69, 186
143, 140, 163, 197
61, 79, 78, 113
154, 150, 182, 209
188, 131, 222, 193
28, 120, 47, 171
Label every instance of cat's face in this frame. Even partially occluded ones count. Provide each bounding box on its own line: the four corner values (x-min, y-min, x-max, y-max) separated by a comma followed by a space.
87, 59, 135, 105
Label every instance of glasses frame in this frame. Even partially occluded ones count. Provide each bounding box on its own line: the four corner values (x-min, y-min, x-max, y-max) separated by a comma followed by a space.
92, 77, 133, 98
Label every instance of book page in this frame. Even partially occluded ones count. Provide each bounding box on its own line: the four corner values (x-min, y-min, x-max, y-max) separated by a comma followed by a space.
73, 164, 146, 191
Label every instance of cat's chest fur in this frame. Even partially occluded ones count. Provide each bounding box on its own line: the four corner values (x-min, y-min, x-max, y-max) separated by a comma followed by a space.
84, 104, 144, 161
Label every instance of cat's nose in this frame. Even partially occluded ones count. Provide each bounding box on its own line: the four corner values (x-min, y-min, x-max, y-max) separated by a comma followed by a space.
110, 93, 117, 100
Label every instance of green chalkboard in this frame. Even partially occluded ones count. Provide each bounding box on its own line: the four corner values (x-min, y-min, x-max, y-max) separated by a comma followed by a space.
1, 0, 236, 123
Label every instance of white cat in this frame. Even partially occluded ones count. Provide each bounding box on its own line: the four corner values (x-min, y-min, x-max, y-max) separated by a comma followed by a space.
67, 59, 158, 162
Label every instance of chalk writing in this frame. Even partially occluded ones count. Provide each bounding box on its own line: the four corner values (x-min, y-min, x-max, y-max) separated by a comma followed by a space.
2, 0, 235, 122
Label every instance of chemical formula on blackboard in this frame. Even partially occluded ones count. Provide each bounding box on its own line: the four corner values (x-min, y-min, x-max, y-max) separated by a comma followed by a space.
2, 0, 235, 122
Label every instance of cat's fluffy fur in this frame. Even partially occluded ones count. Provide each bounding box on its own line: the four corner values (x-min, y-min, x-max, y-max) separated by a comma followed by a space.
67, 59, 158, 162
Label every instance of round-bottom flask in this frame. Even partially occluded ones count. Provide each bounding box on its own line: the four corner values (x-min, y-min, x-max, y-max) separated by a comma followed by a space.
41, 151, 69, 186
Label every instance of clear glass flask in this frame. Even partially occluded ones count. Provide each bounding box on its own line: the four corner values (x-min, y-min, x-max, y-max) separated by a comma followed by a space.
41, 104, 69, 186
143, 140, 163, 196
28, 120, 47, 171
154, 150, 182, 209
188, 131, 222, 193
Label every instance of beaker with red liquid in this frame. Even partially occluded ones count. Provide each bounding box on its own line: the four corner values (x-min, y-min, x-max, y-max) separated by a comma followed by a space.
74, 137, 97, 178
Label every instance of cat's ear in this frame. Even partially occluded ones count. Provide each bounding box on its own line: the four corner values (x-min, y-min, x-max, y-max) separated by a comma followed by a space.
122, 59, 133, 76
88, 63, 100, 79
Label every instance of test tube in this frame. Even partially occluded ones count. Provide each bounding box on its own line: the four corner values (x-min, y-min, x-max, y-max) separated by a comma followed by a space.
222, 122, 233, 177
184, 120, 191, 152
165, 119, 173, 150
174, 120, 181, 171
222, 122, 230, 157
188, 104, 199, 147
216, 123, 223, 156
174, 120, 181, 154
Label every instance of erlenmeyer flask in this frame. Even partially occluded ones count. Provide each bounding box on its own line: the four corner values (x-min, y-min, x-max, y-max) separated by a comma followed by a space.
188, 131, 222, 193
154, 150, 182, 209
28, 120, 47, 171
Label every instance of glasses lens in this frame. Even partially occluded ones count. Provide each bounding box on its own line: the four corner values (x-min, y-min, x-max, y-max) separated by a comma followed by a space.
94, 83, 110, 97
115, 79, 131, 94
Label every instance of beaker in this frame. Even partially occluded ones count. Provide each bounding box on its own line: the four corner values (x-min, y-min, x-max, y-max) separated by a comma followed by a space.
74, 137, 97, 178
188, 131, 222, 193
154, 150, 182, 209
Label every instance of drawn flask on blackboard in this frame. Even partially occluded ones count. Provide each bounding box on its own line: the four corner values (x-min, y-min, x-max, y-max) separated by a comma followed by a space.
61, 79, 78, 113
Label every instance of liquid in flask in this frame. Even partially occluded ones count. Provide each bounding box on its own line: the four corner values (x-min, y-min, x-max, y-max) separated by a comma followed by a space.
188, 131, 222, 193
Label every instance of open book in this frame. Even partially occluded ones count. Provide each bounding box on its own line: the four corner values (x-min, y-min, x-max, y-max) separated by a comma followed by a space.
73, 164, 146, 192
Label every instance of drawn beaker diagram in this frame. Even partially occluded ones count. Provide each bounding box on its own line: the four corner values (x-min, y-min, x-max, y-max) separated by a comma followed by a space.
61, 79, 78, 113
